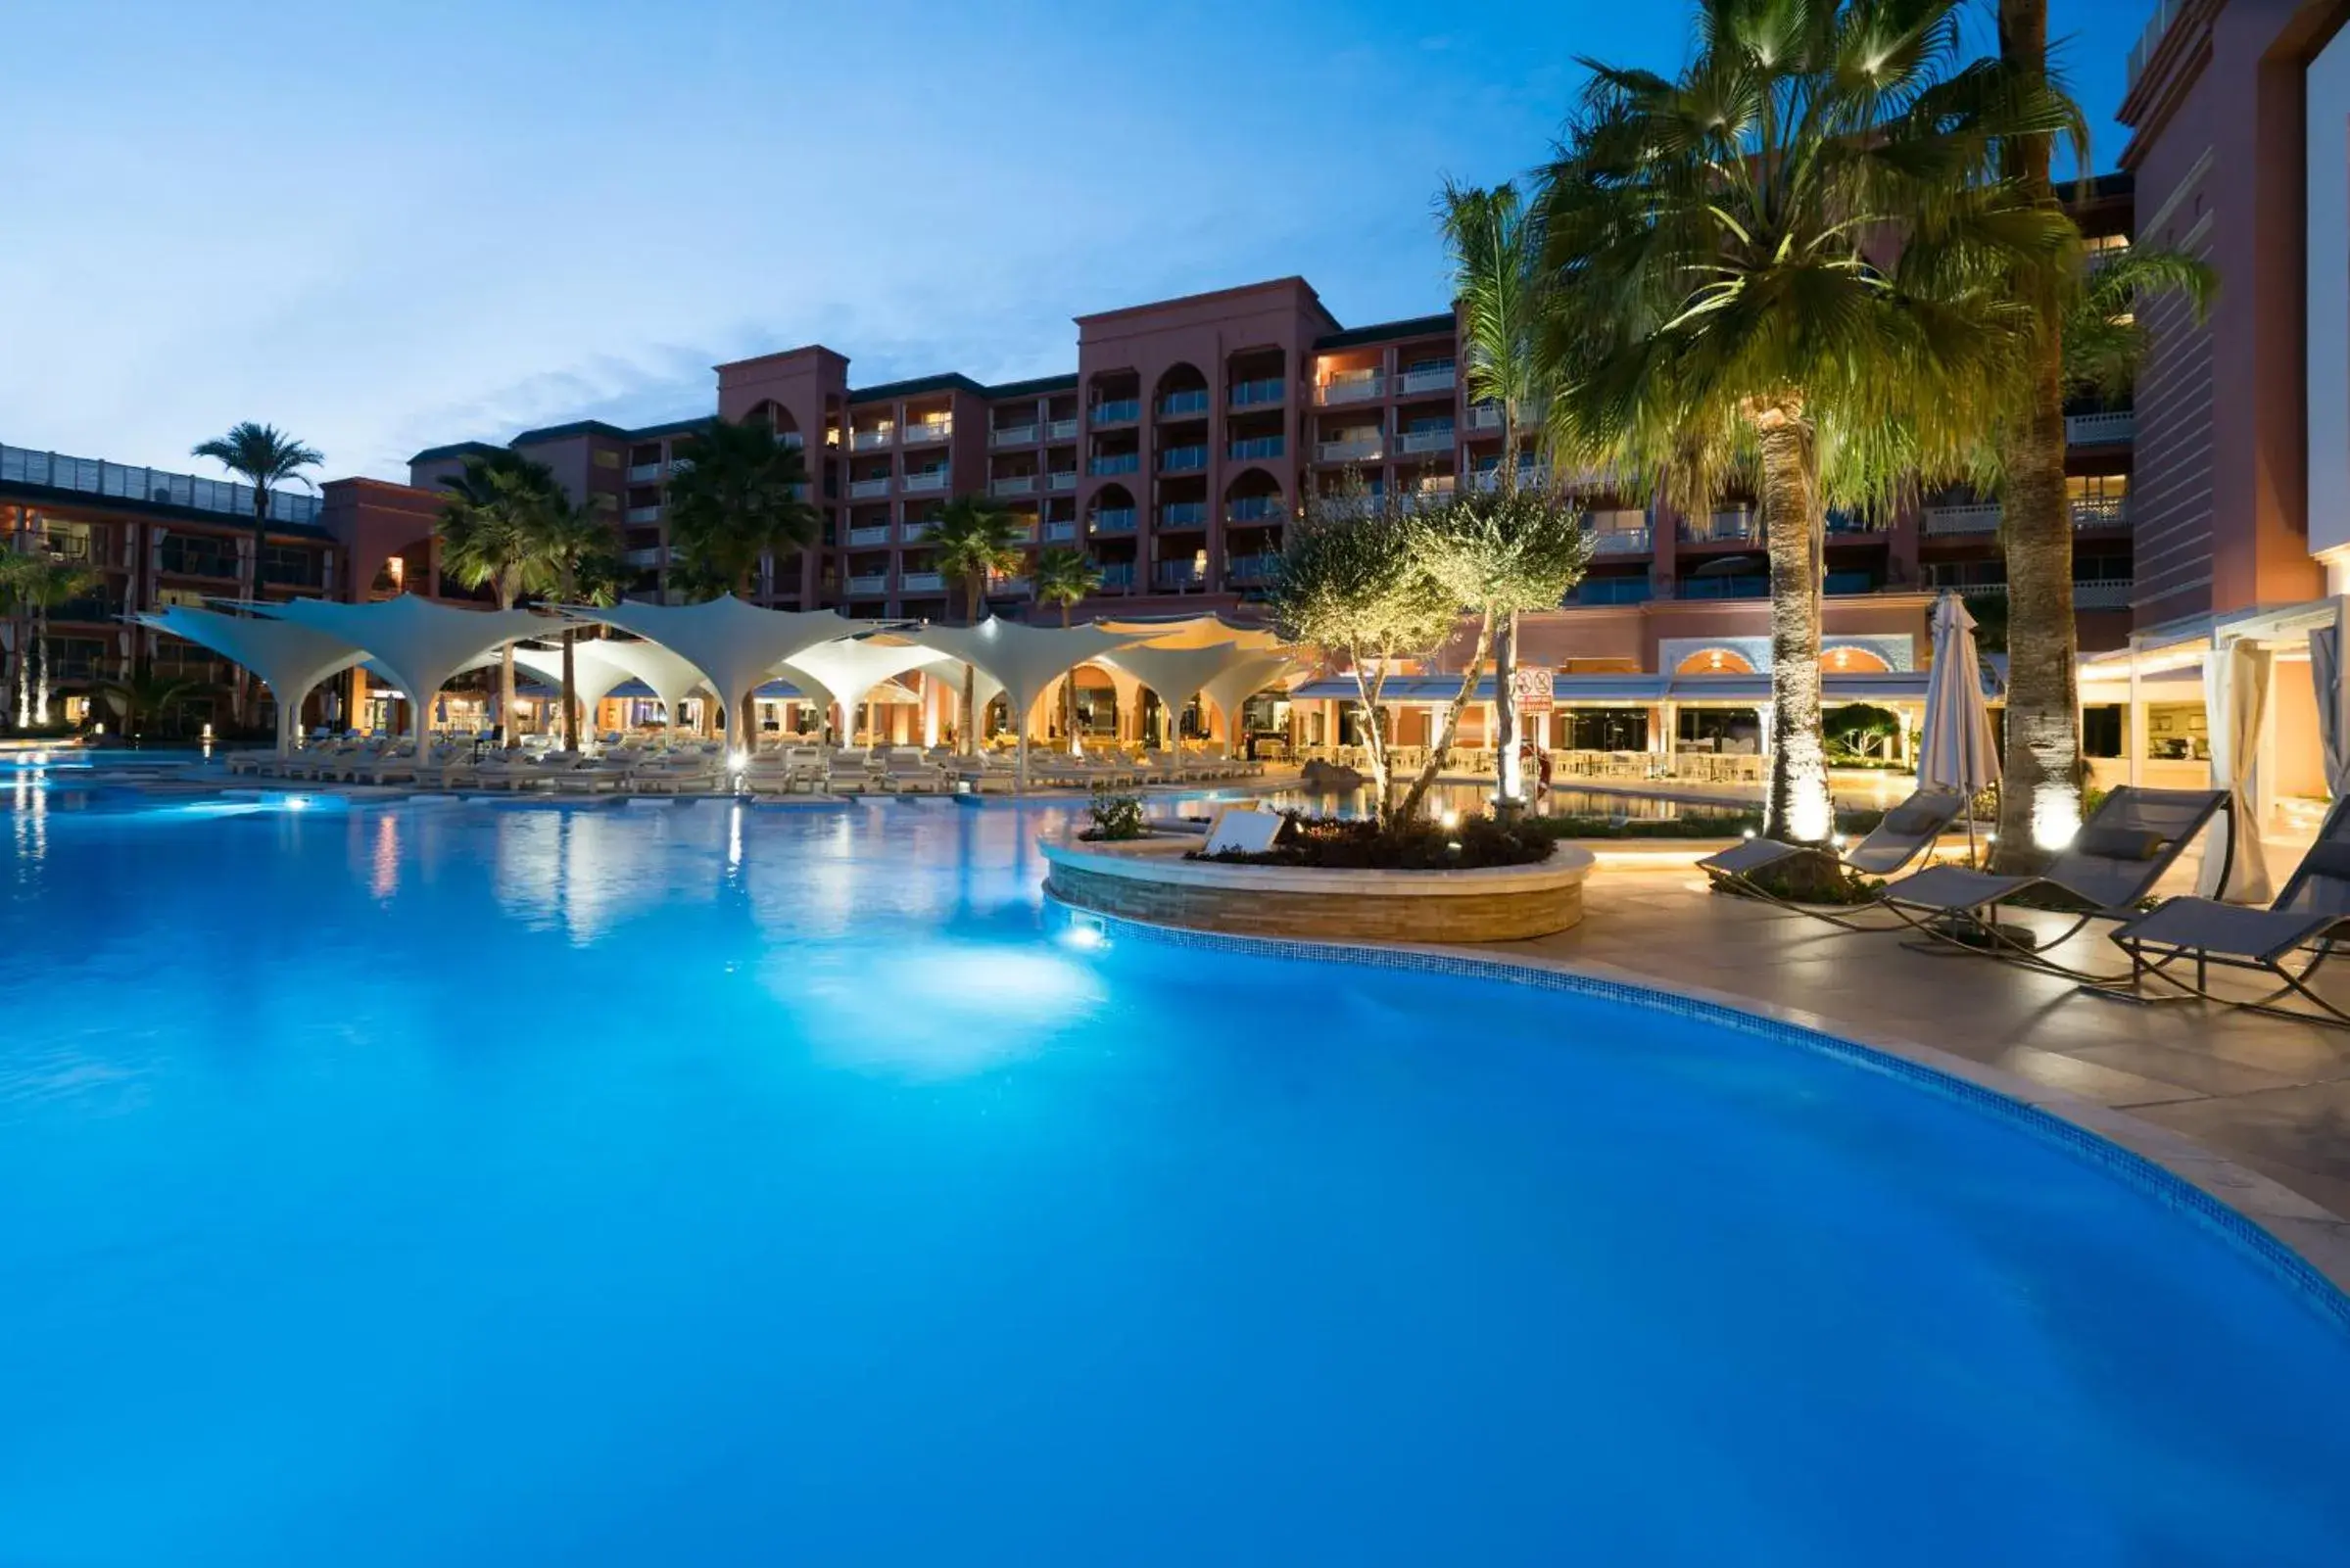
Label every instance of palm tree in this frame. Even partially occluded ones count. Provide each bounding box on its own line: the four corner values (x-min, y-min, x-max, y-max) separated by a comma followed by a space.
1438, 177, 1552, 819
529, 491, 622, 749
437, 453, 555, 746
663, 416, 819, 599
931, 494, 1028, 753
0, 550, 31, 730
1536, 0, 2079, 845
1032, 545, 1102, 745
96, 660, 200, 743
190, 422, 322, 728
15, 556, 96, 728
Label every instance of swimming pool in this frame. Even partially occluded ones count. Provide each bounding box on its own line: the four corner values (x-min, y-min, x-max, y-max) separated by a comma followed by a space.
3, 792, 2346, 1565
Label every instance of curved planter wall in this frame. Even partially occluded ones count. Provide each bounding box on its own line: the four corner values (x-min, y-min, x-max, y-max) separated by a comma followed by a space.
1040, 835, 1596, 942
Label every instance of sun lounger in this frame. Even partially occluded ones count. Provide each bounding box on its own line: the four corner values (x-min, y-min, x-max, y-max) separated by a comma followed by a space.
2098, 794, 2350, 1023
1698, 787, 1970, 927
1873, 786, 2229, 977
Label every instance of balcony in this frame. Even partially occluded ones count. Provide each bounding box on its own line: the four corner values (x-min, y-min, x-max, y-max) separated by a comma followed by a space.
902, 469, 949, 494
1398, 364, 1458, 396
992, 424, 1038, 448
1316, 373, 1385, 405
1098, 562, 1136, 591
1587, 525, 1654, 555
1230, 378, 1284, 407
623, 546, 665, 568
625, 504, 663, 525
901, 571, 945, 593
1089, 453, 1140, 477
1046, 418, 1079, 441
848, 476, 892, 499
1158, 389, 1211, 418
903, 420, 952, 446
1679, 573, 1767, 600
1092, 508, 1137, 535
1228, 436, 1285, 462
1161, 501, 1209, 529
844, 573, 888, 595
1577, 576, 1655, 605
1469, 464, 1543, 493
989, 576, 1031, 597
1680, 510, 1757, 546
2072, 496, 2129, 529
851, 428, 894, 451
1159, 445, 1209, 473
1042, 519, 1079, 542
780, 431, 804, 450
626, 461, 663, 483
1092, 399, 1140, 425
1227, 554, 1279, 586
2065, 409, 2134, 446
1227, 496, 1285, 523
899, 520, 936, 543
1153, 561, 1208, 592
1396, 427, 1455, 455
1922, 502, 2001, 536
1317, 437, 1382, 463
1467, 404, 1503, 431
1825, 571, 1878, 595
2074, 579, 2134, 609
1046, 471, 1077, 491
847, 525, 892, 546
989, 474, 1038, 497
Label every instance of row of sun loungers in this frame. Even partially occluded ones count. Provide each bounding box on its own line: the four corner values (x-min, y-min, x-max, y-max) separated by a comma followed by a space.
1700, 784, 2350, 1027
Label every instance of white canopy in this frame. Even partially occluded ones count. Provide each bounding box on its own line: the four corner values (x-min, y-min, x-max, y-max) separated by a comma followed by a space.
1917, 594, 1999, 857
570, 597, 876, 747
512, 642, 644, 714
254, 595, 549, 747
584, 639, 712, 730
137, 604, 368, 754
2200, 641, 2276, 903
1200, 651, 1298, 758
1101, 641, 1266, 748
772, 638, 956, 739
908, 619, 1141, 788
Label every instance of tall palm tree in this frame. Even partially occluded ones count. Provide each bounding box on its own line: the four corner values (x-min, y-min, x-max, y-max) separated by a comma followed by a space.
931, 494, 1028, 753
1032, 545, 1102, 745
1536, 0, 2079, 845
437, 453, 555, 746
663, 416, 819, 599
1438, 177, 1551, 819
96, 659, 200, 743
529, 491, 622, 749
190, 422, 322, 728
16, 556, 96, 728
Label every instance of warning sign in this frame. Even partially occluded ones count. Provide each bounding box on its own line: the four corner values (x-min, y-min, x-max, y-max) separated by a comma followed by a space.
1511, 667, 1555, 716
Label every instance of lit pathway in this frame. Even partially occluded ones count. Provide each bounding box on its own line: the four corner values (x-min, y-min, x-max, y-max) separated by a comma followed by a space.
1430, 861, 2350, 1289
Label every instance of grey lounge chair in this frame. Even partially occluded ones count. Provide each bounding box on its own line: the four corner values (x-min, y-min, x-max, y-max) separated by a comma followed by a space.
1876, 785, 2230, 977
1698, 787, 1970, 927
2100, 793, 2350, 1023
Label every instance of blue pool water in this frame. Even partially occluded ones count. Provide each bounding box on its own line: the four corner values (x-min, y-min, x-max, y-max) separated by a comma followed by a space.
3, 792, 2348, 1566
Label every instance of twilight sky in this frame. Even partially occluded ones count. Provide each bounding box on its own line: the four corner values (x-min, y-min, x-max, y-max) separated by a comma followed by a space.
0, 0, 2153, 483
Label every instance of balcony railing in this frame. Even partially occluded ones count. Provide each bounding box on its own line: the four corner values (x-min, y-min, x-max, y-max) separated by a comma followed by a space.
992, 424, 1039, 448
1229, 378, 1284, 407
1825, 571, 1878, 596
990, 474, 1038, 497
1159, 445, 1208, 473
2074, 579, 2134, 609
1228, 436, 1285, 461
1089, 453, 1139, 476
1091, 508, 1137, 535
1318, 437, 1382, 463
2065, 410, 2135, 446
902, 421, 951, 446
1396, 428, 1455, 455
988, 575, 1031, 597
851, 428, 894, 451
1922, 503, 2001, 536
848, 477, 892, 499
902, 469, 948, 494
780, 431, 804, 450
901, 571, 945, 593
846, 525, 892, 546
1158, 390, 1211, 418
0, 444, 322, 524
624, 503, 663, 525
626, 461, 663, 483
1097, 562, 1136, 590
1046, 418, 1079, 441
1577, 576, 1654, 605
1680, 510, 1757, 546
900, 520, 936, 542
1226, 554, 1279, 585
2072, 496, 2129, 529
1042, 519, 1079, 542
623, 546, 665, 568
1467, 404, 1503, 431
1153, 561, 1208, 592
1315, 374, 1385, 405
1046, 471, 1077, 491
1161, 501, 1208, 528
1679, 574, 1767, 600
1587, 525, 1654, 554
844, 573, 888, 595
1091, 399, 1141, 424
1468, 464, 1543, 493
1398, 364, 1458, 396
1227, 496, 1284, 523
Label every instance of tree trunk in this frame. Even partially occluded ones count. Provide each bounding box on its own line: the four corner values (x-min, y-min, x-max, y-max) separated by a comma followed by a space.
497, 584, 518, 748
10, 611, 25, 730
34, 607, 51, 728
1396, 615, 1496, 825
1493, 412, 1524, 819
1060, 603, 1077, 748
1752, 404, 1833, 844
961, 576, 982, 755
560, 626, 579, 751
1993, 0, 2080, 870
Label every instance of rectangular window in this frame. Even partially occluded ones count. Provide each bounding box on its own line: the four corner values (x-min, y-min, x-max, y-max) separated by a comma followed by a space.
160, 534, 238, 577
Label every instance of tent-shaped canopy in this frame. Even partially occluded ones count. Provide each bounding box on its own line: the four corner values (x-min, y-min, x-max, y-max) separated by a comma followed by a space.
261, 596, 550, 746
567, 597, 876, 747
512, 642, 647, 717
1101, 641, 1269, 747
772, 638, 956, 739
583, 639, 712, 730
907, 618, 1141, 788
136, 604, 368, 754
1201, 651, 1299, 757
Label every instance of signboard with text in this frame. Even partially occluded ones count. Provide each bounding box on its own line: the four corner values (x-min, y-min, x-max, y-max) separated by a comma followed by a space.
1512, 667, 1555, 716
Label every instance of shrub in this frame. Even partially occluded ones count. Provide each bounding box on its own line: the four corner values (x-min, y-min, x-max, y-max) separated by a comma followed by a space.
1084, 787, 1147, 841
1190, 811, 1555, 871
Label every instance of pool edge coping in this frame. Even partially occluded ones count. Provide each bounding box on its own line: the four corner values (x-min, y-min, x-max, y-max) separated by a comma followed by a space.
1044, 893, 2350, 1323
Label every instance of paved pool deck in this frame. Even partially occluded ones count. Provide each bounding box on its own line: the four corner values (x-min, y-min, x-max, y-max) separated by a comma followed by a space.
1439, 862, 2350, 1290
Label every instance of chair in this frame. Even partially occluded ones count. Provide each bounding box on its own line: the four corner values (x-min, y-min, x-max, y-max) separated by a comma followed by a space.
1873, 786, 2229, 977
1697, 787, 1971, 928
2097, 794, 2350, 1024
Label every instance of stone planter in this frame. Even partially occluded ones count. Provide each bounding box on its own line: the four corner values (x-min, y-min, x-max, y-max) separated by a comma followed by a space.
1040, 834, 1595, 942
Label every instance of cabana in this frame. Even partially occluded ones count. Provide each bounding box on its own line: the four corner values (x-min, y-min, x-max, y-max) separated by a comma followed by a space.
135, 604, 367, 754
566, 596, 879, 751
1100, 641, 1279, 751
906, 618, 1142, 790
234, 595, 548, 749
772, 637, 958, 745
